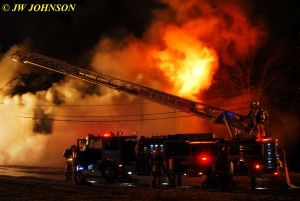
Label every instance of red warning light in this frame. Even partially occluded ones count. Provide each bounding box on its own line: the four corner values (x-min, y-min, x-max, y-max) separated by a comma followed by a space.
201, 157, 207, 161
198, 154, 210, 164
255, 164, 262, 170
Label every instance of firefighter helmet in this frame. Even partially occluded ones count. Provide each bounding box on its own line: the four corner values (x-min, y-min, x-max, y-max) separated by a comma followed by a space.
256, 101, 260, 106
251, 101, 257, 108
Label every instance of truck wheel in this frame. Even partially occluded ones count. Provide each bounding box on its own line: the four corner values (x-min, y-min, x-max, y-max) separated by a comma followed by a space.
102, 163, 119, 182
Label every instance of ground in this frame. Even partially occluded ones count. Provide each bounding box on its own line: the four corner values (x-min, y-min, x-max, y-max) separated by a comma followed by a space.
0, 175, 300, 201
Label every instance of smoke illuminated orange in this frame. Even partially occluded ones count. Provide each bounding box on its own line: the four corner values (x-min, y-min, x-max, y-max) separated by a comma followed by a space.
151, 25, 218, 99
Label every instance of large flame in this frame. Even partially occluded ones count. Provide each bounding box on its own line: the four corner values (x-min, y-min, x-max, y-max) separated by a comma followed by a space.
151, 24, 218, 98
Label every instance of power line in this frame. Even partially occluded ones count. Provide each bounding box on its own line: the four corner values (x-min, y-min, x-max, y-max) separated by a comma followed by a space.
0, 102, 153, 107
17, 114, 195, 123
0, 91, 263, 108
22, 111, 180, 118
17, 106, 252, 122
0, 77, 20, 91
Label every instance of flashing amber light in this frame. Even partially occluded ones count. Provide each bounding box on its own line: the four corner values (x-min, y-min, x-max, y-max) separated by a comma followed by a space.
189, 141, 216, 144
103, 133, 111, 137
260, 138, 272, 142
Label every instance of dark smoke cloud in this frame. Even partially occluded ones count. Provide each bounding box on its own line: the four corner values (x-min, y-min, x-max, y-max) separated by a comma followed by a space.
11, 73, 63, 96
33, 107, 53, 134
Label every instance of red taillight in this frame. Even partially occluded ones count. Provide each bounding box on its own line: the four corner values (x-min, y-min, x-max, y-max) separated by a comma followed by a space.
201, 157, 207, 161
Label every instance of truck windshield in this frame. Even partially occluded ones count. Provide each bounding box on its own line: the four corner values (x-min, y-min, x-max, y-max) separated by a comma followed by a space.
88, 138, 102, 149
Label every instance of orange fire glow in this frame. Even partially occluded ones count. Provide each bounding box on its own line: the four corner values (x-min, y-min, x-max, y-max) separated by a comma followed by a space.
151, 25, 218, 98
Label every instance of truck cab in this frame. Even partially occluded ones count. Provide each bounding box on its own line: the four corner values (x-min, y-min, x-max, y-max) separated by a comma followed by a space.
75, 134, 137, 182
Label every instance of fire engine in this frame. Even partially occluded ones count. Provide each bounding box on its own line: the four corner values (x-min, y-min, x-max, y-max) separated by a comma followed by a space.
11, 50, 280, 187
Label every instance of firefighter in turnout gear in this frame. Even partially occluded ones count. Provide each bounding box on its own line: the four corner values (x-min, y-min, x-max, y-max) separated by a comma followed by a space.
247, 101, 259, 136
150, 146, 165, 189
214, 145, 232, 192
63, 145, 76, 182
256, 103, 268, 139
71, 145, 80, 184
247, 101, 268, 139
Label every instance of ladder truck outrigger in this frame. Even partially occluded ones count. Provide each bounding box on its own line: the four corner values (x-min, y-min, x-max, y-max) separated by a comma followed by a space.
11, 50, 280, 188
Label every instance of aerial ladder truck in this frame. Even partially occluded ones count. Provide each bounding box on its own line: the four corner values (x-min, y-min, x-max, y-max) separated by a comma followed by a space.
11, 50, 279, 188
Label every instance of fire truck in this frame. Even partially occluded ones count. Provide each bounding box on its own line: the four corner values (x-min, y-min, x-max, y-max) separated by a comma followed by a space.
70, 132, 221, 183
11, 50, 280, 187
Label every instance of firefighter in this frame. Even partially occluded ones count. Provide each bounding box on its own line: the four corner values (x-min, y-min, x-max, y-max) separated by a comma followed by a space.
255, 104, 268, 139
167, 157, 176, 186
71, 145, 79, 183
247, 101, 259, 136
214, 145, 231, 192
70, 144, 87, 184
228, 154, 234, 191
247, 101, 268, 139
63, 145, 76, 182
150, 146, 165, 189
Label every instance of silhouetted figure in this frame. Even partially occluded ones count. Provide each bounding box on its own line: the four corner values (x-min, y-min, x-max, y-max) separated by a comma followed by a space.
63, 145, 76, 182
214, 146, 231, 192
247, 101, 268, 139
150, 146, 165, 189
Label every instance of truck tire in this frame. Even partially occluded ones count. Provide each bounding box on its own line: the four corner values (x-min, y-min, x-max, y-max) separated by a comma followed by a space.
101, 162, 119, 182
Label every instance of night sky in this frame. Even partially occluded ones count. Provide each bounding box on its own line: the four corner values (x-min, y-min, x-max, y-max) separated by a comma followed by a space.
1, 0, 160, 61
1, 0, 298, 60
1, 0, 300, 169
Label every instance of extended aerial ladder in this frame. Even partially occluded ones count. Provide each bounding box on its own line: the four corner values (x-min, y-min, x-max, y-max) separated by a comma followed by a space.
11, 50, 249, 138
